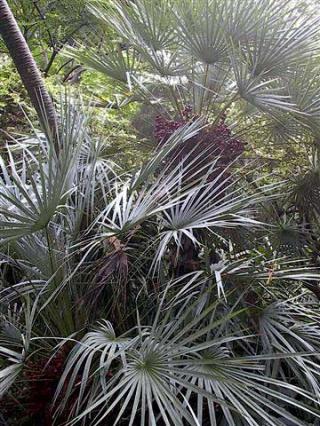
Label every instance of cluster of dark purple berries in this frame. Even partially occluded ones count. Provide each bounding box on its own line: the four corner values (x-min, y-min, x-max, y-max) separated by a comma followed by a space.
0, 355, 65, 425
154, 105, 194, 142
206, 115, 245, 166
154, 108, 245, 174
20, 348, 69, 424
154, 114, 183, 142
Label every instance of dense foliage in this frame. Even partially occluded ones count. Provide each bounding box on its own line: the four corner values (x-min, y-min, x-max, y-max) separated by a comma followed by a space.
0, 0, 142, 167
0, 1, 320, 425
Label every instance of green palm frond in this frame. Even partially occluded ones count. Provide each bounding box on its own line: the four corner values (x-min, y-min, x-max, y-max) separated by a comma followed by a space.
0, 297, 34, 397
231, 60, 297, 113
175, 0, 228, 66
84, 121, 204, 239
90, 0, 182, 76
54, 320, 135, 418
90, 0, 176, 52
262, 115, 306, 145
260, 299, 320, 397
64, 44, 140, 84
152, 168, 274, 271
0, 106, 85, 244
0, 320, 24, 397
55, 281, 320, 425
222, 0, 285, 43
241, 13, 320, 78
289, 62, 320, 137
289, 168, 320, 217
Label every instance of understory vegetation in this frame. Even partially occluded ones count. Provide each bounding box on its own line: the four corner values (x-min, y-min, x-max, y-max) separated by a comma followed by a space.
1, 1, 320, 425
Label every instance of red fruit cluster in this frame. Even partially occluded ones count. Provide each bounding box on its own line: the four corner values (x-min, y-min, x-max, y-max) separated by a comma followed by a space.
154, 108, 245, 178
21, 348, 69, 423
154, 106, 194, 142
204, 117, 245, 166
154, 114, 183, 141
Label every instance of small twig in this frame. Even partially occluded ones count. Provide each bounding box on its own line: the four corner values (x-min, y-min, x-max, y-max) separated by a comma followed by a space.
62, 65, 84, 83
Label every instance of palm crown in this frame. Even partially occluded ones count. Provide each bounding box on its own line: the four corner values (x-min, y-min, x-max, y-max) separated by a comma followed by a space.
69, 0, 320, 137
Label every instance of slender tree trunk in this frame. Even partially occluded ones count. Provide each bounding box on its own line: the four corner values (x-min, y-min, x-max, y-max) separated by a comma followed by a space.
0, 0, 57, 140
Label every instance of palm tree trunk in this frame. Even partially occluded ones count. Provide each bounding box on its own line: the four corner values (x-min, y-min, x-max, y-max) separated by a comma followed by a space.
0, 0, 57, 140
